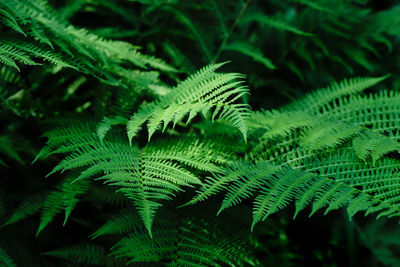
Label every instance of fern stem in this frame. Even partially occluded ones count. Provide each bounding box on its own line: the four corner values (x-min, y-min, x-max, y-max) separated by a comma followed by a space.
211, 0, 253, 64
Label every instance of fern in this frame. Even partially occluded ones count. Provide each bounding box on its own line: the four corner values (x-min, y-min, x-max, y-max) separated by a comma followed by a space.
88, 212, 259, 266
0, 246, 15, 267
353, 132, 400, 165
36, 176, 90, 235
0, 135, 24, 166
43, 243, 119, 266
37, 121, 238, 236
284, 75, 390, 113
171, 10, 213, 62
185, 160, 396, 230
223, 42, 276, 70
0, 0, 176, 91
127, 62, 250, 142
2, 193, 46, 227
241, 11, 314, 36
3, 0, 400, 265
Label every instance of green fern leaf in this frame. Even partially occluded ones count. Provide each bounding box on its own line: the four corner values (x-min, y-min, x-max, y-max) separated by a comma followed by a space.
285, 75, 390, 113
105, 213, 259, 266
0, 7, 26, 36
127, 63, 250, 142
223, 42, 276, 69
38, 121, 236, 236
353, 132, 400, 164
0, 246, 15, 267
2, 193, 46, 227
43, 243, 117, 266
36, 176, 89, 235
241, 12, 313, 36
36, 189, 64, 236
217, 162, 279, 215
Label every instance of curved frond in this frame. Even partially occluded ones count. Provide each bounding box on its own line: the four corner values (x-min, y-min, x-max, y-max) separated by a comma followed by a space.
37, 121, 235, 236
223, 42, 276, 70
127, 63, 250, 142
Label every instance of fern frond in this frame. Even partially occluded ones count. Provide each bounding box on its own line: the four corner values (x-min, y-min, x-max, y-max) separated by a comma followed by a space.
30, 20, 53, 48
299, 120, 361, 150
287, 0, 333, 13
249, 84, 398, 165
252, 168, 316, 229
182, 168, 242, 207
127, 63, 250, 142
0, 6, 26, 36
217, 162, 279, 215
172, 10, 213, 61
249, 109, 394, 156
38, 121, 237, 236
284, 75, 389, 113
0, 135, 24, 165
201, 161, 395, 230
1, 0, 176, 89
223, 42, 276, 69
241, 12, 313, 36
102, 213, 259, 266
0, 43, 38, 71
322, 91, 400, 140
209, 0, 229, 39
222, 81, 400, 229
0, 246, 15, 267
353, 132, 400, 164
43, 243, 118, 266
61, 178, 90, 226
37, 176, 90, 235
2, 193, 46, 227
0, 54, 20, 71
97, 116, 128, 144
90, 209, 142, 239
9, 41, 74, 69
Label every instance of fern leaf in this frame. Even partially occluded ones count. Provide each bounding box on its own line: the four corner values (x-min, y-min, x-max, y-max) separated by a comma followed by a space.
300, 120, 361, 150
0, 246, 15, 267
0, 135, 24, 164
97, 116, 127, 144
61, 178, 90, 225
10, 41, 74, 69
0, 43, 38, 67
209, 0, 228, 38
183, 171, 239, 207
0, 7, 26, 36
288, 0, 333, 13
103, 213, 259, 266
353, 132, 400, 164
172, 10, 213, 61
91, 209, 142, 239
0, 54, 19, 71
127, 63, 250, 142
30, 20, 53, 48
241, 12, 313, 36
43, 243, 116, 266
127, 105, 154, 143
309, 182, 348, 217
251, 168, 314, 230
37, 176, 89, 235
36, 189, 64, 236
217, 162, 279, 215
223, 42, 276, 69
38, 121, 233, 236
2, 193, 46, 227
284, 75, 389, 113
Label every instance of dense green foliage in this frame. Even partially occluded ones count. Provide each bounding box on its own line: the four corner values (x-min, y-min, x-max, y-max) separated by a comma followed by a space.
1, 0, 400, 266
